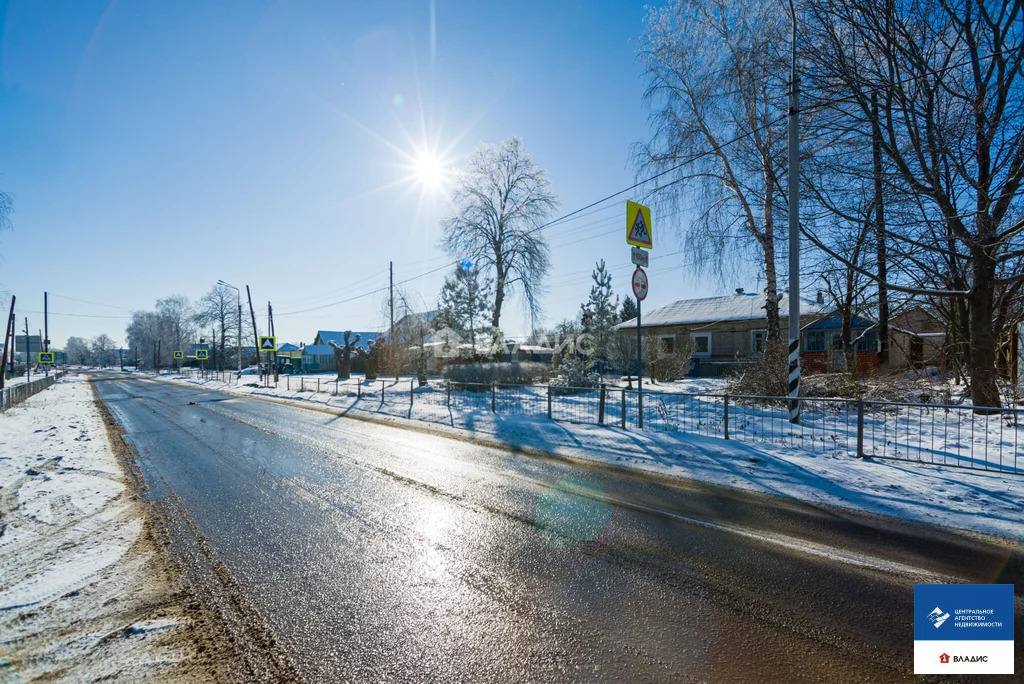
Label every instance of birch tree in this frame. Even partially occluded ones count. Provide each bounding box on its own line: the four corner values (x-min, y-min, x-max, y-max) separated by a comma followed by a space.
441, 137, 558, 331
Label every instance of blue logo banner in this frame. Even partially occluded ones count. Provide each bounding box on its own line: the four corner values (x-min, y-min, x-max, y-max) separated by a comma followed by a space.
914, 584, 1014, 641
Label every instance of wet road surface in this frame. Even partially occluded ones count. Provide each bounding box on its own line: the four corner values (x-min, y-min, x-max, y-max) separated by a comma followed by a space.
94, 375, 1022, 682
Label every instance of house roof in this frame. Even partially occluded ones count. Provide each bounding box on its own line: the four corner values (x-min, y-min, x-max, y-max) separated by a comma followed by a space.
302, 344, 334, 356
315, 330, 383, 349
278, 342, 299, 352
802, 312, 876, 331
615, 292, 831, 329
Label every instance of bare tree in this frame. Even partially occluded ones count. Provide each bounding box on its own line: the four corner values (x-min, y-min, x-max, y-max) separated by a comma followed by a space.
803, 0, 1024, 408
195, 285, 240, 371
441, 137, 558, 331
634, 0, 793, 348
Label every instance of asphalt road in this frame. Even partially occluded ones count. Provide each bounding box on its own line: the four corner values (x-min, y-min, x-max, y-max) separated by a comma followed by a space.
94, 374, 1022, 682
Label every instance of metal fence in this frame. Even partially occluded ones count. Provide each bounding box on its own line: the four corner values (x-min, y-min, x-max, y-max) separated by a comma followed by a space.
0, 371, 67, 412
173, 370, 1023, 475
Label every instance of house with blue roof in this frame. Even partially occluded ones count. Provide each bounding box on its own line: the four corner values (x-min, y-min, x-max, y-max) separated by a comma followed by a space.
313, 330, 383, 349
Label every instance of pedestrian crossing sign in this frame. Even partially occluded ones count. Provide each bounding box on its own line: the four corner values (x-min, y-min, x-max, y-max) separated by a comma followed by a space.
38, 351, 54, 365
173, 350, 184, 360
626, 200, 653, 249
259, 335, 277, 352
196, 349, 209, 361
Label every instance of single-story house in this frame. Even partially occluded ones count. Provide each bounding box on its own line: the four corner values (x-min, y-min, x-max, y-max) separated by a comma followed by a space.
888, 307, 946, 369
614, 289, 832, 375
313, 330, 384, 349
801, 313, 879, 373
300, 344, 335, 373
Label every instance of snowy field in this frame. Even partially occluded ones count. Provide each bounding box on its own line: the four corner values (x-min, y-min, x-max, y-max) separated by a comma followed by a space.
155, 371, 1024, 540
0, 375, 210, 681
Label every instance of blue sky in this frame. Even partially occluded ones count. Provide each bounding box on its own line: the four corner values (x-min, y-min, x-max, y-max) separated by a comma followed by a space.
0, 0, 735, 348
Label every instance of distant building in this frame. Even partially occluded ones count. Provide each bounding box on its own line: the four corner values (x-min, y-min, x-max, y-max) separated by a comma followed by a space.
615, 290, 832, 376
888, 307, 946, 369
313, 330, 383, 349
300, 344, 335, 373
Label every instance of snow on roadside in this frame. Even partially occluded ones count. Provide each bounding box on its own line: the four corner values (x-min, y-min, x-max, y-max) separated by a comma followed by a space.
159, 371, 1024, 541
0, 375, 212, 682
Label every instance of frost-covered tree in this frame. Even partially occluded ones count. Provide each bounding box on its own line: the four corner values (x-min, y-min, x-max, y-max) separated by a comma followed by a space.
580, 259, 619, 376
441, 137, 558, 330
64, 336, 92, 366
435, 263, 493, 353
635, 0, 792, 348
91, 334, 116, 368
195, 285, 240, 371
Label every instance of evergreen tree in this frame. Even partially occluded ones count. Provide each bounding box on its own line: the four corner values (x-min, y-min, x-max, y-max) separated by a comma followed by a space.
434, 263, 493, 354
579, 259, 619, 375
620, 296, 638, 323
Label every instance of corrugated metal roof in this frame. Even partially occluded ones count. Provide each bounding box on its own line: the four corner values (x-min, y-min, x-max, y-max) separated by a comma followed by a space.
614, 292, 831, 329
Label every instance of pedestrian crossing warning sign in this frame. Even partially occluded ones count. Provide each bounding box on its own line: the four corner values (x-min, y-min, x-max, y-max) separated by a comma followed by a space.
195, 349, 209, 361
38, 352, 54, 365
173, 350, 184, 360
259, 335, 277, 352
626, 200, 652, 249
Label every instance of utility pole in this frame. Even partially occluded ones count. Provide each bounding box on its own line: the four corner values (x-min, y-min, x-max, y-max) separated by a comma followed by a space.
787, 0, 801, 425
872, 93, 889, 367
389, 260, 396, 381
24, 317, 30, 383
157, 340, 162, 372
217, 280, 243, 378
1, 295, 14, 389
246, 285, 260, 383
43, 292, 49, 377
268, 302, 278, 384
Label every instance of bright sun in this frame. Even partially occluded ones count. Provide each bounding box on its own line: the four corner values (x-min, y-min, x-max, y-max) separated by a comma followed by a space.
413, 151, 445, 190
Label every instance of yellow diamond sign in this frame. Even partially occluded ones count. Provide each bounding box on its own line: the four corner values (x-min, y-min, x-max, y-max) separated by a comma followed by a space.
626, 200, 652, 249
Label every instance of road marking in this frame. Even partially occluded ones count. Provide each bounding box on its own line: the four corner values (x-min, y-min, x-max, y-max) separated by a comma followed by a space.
590, 491, 957, 583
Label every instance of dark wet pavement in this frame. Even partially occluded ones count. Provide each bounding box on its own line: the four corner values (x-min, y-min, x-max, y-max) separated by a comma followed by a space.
94, 375, 1022, 682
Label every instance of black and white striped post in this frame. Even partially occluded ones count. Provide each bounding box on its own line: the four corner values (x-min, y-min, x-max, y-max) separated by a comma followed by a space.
787, 0, 801, 424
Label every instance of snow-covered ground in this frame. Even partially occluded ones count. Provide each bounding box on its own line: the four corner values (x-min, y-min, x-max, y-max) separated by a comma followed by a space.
155, 371, 1024, 540
0, 375, 213, 681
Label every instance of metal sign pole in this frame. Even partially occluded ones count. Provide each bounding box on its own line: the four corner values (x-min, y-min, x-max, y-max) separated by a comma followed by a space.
636, 299, 643, 429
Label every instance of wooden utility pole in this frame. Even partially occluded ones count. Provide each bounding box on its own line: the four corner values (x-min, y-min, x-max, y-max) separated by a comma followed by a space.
246, 285, 260, 382
24, 317, 30, 383
268, 302, 278, 384
43, 292, 49, 377
389, 261, 396, 381
1, 295, 14, 389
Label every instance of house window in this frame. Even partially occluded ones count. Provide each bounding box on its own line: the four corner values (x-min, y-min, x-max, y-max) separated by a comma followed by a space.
751, 329, 767, 354
659, 335, 675, 353
830, 332, 844, 351
691, 333, 711, 357
804, 330, 825, 352
856, 330, 878, 352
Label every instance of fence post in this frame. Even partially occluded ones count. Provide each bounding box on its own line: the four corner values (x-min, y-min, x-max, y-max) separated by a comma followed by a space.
317, 378, 320, 393
357, 381, 361, 399
381, 379, 385, 405
410, 379, 414, 405
287, 375, 290, 391
621, 389, 626, 430
446, 381, 450, 407
638, 388, 644, 429
547, 385, 552, 419
856, 399, 865, 457
723, 394, 730, 440
301, 377, 305, 392
599, 383, 606, 425
491, 382, 496, 412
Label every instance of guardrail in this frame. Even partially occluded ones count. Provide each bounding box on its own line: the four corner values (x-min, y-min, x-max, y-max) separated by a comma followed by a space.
0, 371, 67, 412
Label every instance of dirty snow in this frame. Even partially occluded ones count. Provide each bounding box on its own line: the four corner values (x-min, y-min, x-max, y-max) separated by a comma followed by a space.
0, 375, 209, 682
156, 371, 1024, 541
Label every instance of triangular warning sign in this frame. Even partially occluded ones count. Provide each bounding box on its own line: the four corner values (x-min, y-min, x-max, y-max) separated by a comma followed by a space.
628, 211, 650, 246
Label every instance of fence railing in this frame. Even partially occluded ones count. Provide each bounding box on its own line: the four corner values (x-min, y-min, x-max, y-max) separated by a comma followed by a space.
173, 371, 1023, 475
0, 371, 67, 412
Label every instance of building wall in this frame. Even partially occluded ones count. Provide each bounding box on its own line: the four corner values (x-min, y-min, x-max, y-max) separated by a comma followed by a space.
888, 330, 945, 369
618, 315, 817, 359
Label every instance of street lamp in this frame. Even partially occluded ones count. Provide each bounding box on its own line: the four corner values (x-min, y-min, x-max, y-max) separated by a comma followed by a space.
217, 280, 243, 377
